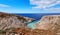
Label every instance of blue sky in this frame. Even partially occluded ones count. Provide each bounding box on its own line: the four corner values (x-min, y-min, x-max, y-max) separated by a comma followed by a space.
0, 0, 60, 13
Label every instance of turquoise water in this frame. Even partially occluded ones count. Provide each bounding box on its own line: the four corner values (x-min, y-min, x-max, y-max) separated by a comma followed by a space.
27, 21, 38, 29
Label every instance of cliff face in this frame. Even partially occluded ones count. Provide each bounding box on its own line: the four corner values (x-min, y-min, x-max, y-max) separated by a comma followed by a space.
0, 12, 34, 30
34, 15, 60, 35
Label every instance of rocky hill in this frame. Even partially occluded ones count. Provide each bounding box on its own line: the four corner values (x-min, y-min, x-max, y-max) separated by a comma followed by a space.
0, 12, 34, 30
34, 15, 60, 35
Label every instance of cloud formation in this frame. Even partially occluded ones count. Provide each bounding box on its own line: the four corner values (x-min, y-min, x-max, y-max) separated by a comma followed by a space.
30, 0, 60, 9
0, 4, 10, 7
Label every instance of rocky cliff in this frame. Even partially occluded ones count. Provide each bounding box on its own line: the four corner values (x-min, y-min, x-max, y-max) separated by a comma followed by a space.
34, 15, 60, 35
0, 12, 34, 30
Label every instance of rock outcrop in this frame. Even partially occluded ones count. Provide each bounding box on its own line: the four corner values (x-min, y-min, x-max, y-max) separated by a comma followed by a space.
34, 15, 60, 35
0, 27, 56, 35
0, 12, 34, 30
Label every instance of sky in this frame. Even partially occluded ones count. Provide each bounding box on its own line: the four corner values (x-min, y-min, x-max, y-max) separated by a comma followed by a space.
0, 0, 60, 13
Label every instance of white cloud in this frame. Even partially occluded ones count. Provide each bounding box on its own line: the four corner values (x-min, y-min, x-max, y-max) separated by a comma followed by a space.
45, 8, 60, 12
0, 4, 10, 7
30, 0, 60, 9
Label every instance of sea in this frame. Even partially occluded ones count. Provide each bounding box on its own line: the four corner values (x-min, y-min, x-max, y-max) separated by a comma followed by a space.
14, 13, 60, 29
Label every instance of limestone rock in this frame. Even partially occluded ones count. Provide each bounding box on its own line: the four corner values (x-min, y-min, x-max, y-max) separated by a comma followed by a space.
34, 15, 60, 34
0, 12, 34, 30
